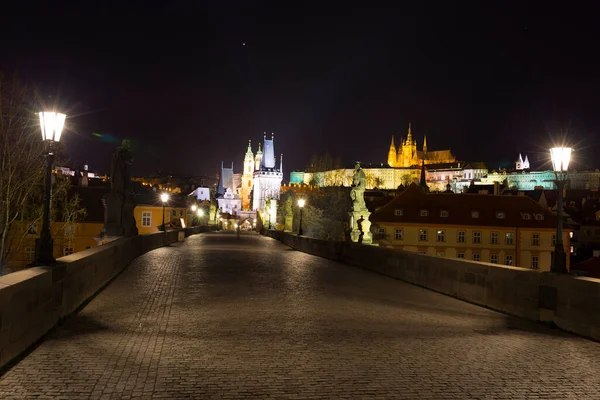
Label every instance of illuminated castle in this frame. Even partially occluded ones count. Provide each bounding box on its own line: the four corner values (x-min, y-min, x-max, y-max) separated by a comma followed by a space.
387, 123, 456, 167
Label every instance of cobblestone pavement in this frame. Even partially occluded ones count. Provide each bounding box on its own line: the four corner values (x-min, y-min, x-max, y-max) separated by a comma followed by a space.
1, 233, 600, 399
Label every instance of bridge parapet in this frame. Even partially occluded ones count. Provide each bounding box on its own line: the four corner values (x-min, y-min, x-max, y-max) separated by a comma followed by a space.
0, 229, 195, 370
263, 230, 600, 342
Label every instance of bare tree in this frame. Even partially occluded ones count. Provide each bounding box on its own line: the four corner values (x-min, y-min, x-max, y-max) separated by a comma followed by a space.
0, 74, 45, 273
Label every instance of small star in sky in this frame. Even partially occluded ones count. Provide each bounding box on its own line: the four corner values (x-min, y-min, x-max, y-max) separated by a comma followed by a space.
242, 42, 246, 46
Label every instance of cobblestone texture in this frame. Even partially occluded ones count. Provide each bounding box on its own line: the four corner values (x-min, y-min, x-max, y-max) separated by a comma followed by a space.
1, 233, 600, 399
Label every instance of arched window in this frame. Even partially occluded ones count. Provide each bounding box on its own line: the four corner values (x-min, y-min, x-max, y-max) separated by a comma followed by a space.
248, 180, 251, 187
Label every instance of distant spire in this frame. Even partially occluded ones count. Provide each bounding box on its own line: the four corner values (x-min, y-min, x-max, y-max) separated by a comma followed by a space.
257, 142, 262, 153
390, 135, 395, 148
407, 122, 412, 139
387, 135, 397, 167
247, 140, 252, 151
272, 132, 275, 140
423, 135, 428, 153
280, 153, 283, 174
264, 132, 266, 141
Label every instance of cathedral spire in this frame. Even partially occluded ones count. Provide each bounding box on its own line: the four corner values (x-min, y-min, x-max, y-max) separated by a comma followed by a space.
407, 122, 412, 140
423, 135, 427, 153
387, 135, 397, 167
280, 153, 283, 174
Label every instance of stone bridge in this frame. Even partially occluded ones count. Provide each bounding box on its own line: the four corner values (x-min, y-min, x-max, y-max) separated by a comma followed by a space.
0, 232, 599, 399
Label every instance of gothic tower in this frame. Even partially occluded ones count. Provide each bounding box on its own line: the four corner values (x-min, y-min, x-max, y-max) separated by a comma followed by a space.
252, 133, 283, 212
387, 135, 397, 167
241, 140, 254, 210
254, 142, 263, 171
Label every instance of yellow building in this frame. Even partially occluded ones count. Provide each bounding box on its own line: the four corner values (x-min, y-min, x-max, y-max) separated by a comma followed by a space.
387, 123, 456, 168
6, 188, 191, 271
371, 184, 570, 271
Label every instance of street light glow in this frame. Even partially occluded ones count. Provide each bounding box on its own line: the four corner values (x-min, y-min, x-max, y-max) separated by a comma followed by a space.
191, 204, 197, 212
298, 199, 306, 208
197, 209, 204, 217
550, 147, 572, 172
39, 112, 66, 142
161, 193, 169, 203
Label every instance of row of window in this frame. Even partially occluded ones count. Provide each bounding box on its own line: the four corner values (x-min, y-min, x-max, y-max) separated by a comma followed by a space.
386, 228, 552, 246
393, 208, 544, 220
24, 246, 78, 260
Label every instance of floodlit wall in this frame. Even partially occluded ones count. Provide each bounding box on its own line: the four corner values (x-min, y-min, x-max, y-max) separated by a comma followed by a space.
263, 230, 600, 342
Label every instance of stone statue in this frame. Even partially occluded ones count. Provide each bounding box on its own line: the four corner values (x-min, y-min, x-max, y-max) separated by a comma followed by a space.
103, 140, 137, 238
110, 139, 133, 196
350, 162, 367, 211
349, 161, 372, 245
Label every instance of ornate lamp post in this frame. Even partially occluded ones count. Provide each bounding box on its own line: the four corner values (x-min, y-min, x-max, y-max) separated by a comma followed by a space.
550, 146, 571, 274
161, 193, 169, 231
34, 111, 66, 264
298, 199, 306, 236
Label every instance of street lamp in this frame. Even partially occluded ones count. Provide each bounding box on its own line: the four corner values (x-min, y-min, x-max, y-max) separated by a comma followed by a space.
298, 199, 306, 236
35, 111, 66, 264
161, 193, 169, 231
190, 204, 198, 226
550, 146, 571, 274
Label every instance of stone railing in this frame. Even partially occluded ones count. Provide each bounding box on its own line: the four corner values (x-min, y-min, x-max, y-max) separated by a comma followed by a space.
263, 230, 600, 342
0, 229, 198, 370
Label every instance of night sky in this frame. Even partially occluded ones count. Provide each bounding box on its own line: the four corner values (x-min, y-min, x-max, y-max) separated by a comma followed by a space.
2, 3, 600, 178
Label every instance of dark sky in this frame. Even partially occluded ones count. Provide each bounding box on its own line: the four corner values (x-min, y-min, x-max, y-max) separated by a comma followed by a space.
2, 2, 600, 178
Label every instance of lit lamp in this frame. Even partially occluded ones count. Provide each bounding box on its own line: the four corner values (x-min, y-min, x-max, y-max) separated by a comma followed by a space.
34, 112, 66, 264
190, 204, 198, 227
298, 199, 306, 236
550, 146, 571, 274
161, 193, 169, 232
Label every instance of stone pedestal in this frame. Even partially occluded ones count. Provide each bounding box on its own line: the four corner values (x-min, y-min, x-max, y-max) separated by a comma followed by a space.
103, 193, 138, 237
349, 209, 372, 244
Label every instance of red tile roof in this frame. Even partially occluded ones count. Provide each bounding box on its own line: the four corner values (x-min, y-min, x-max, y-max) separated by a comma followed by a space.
371, 183, 558, 228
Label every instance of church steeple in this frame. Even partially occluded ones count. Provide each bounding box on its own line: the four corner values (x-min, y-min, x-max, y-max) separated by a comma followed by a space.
406, 122, 412, 144
423, 135, 427, 153
387, 135, 397, 167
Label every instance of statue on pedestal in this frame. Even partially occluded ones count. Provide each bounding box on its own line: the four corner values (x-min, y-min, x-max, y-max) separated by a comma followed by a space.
102, 140, 138, 238
349, 162, 372, 244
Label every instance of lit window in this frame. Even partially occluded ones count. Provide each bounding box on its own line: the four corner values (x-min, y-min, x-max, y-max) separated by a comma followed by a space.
420, 209, 429, 217
25, 247, 34, 261
496, 211, 505, 219
419, 229, 428, 241
505, 255, 513, 266
473, 231, 481, 244
490, 254, 499, 264
64, 247, 74, 256
440, 210, 449, 217
531, 255, 539, 269
142, 212, 152, 227
457, 230, 465, 243
457, 253, 465, 259
394, 209, 403, 216
394, 228, 403, 241
570, 246, 574, 253
505, 232, 514, 245
437, 229, 445, 242
248, 180, 252, 187
522, 213, 531, 220
27, 223, 38, 235
534, 213, 544, 220
471, 210, 479, 218
532, 233, 540, 246
473, 253, 480, 261
490, 232, 499, 244
569, 231, 573, 238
